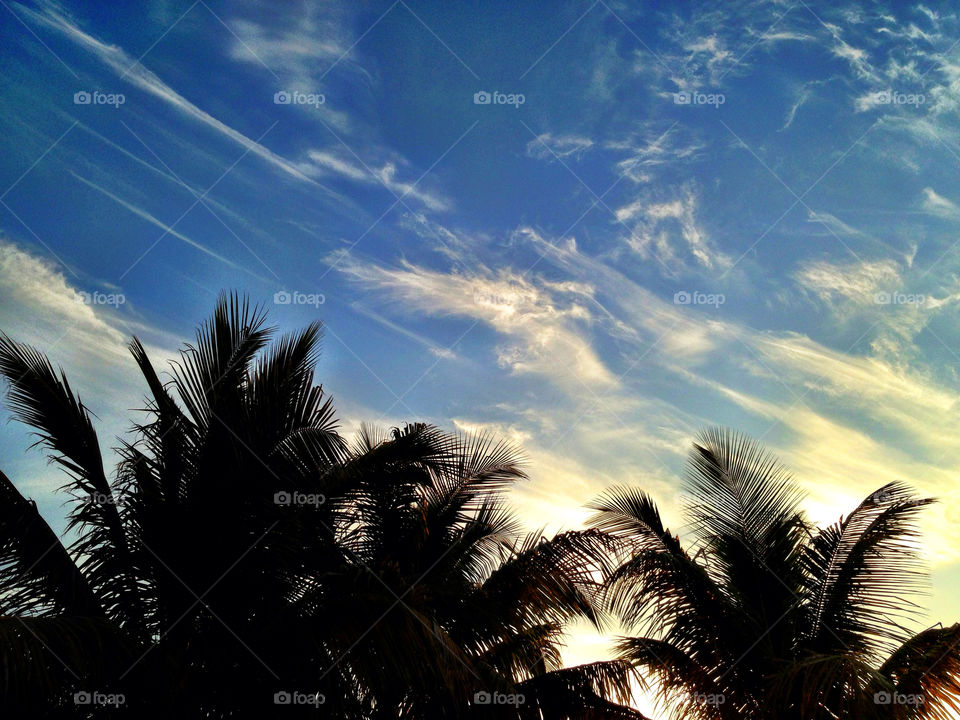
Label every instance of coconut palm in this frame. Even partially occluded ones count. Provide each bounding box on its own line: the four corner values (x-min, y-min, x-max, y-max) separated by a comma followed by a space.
0, 292, 641, 719
590, 428, 960, 719
325, 422, 643, 719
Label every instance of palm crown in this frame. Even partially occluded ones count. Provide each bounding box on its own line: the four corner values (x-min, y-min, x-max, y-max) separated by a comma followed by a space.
590, 428, 960, 719
0, 292, 638, 719
2, 295, 957, 719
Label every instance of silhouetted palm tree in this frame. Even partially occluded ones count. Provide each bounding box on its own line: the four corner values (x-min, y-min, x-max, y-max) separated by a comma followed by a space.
590, 428, 960, 720
327, 422, 642, 719
0, 292, 641, 719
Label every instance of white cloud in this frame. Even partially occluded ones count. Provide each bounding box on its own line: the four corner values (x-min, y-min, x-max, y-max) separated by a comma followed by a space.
617, 187, 731, 272
19, 3, 449, 213
606, 125, 704, 183
0, 239, 178, 495
781, 86, 811, 130
336, 255, 617, 389
525, 133, 595, 161
225, 6, 361, 134
793, 257, 901, 305
349, 302, 459, 361
227, 15, 348, 84
922, 187, 960, 220
329, 224, 960, 572
303, 150, 450, 212
682, 34, 734, 80
16, 2, 325, 184
831, 39, 872, 78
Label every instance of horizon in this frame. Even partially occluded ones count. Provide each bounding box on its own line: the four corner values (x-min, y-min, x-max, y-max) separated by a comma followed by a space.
2, 1, 960, 716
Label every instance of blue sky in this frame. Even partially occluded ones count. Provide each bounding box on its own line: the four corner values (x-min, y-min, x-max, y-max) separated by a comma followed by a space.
3, 0, 960, 713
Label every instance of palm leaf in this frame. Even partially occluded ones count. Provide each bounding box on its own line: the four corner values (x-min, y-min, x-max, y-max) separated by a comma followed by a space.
0, 469, 100, 617
800, 482, 934, 660
870, 623, 960, 719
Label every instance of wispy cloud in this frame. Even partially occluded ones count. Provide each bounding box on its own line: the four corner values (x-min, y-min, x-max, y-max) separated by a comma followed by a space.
0, 238, 178, 491
227, 11, 351, 85
525, 133, 595, 161
616, 187, 731, 273
303, 150, 450, 212
336, 253, 617, 389
68, 171, 271, 281
923, 187, 960, 220
17, 2, 329, 184
793, 257, 900, 306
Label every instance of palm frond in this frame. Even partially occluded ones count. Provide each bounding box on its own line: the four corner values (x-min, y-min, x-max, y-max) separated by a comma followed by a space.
247, 321, 345, 464
0, 469, 100, 617
0, 615, 132, 706
871, 623, 960, 719
0, 334, 141, 634
588, 486, 728, 640
800, 482, 934, 660
169, 290, 271, 428
479, 529, 613, 631
128, 337, 196, 504
615, 636, 732, 720
684, 428, 804, 559
0, 333, 120, 518
517, 659, 650, 719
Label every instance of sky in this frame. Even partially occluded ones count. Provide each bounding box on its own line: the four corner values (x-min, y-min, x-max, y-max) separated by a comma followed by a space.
2, 0, 960, 715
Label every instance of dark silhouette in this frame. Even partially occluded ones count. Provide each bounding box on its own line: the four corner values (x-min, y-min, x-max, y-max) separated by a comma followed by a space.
590, 428, 960, 719
2, 295, 958, 718
0, 293, 641, 719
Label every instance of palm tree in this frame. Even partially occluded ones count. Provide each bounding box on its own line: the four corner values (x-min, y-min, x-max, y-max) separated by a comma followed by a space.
589, 428, 960, 719
0, 292, 641, 719
324, 422, 643, 719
